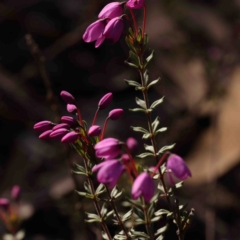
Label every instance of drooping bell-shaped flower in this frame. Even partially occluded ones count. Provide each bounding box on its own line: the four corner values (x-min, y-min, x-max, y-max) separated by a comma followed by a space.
103, 17, 124, 42
39, 130, 52, 139
67, 104, 77, 113
34, 121, 53, 132
126, 137, 138, 153
92, 160, 124, 188
131, 172, 154, 202
60, 91, 75, 104
98, 2, 124, 19
83, 19, 105, 43
166, 154, 191, 185
98, 92, 113, 109
108, 108, 124, 120
88, 125, 101, 137
61, 131, 79, 143
126, 0, 145, 9
11, 185, 21, 201
95, 138, 122, 159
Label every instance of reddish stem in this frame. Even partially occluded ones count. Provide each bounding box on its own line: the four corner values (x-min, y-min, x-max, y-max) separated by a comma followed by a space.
124, 144, 138, 178
100, 117, 109, 140
77, 108, 83, 125
142, 4, 147, 39
92, 108, 99, 126
129, 9, 138, 37
151, 152, 170, 177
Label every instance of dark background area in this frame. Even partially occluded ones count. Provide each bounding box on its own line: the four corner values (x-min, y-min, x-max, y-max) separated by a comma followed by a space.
0, 0, 240, 239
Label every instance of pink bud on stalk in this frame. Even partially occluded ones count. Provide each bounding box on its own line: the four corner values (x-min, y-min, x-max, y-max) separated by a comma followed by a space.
166, 154, 191, 185
50, 128, 69, 139
67, 104, 77, 113
0, 198, 9, 211
126, 137, 138, 153
108, 108, 124, 120
52, 123, 70, 131
95, 138, 122, 159
131, 172, 154, 202
98, 93, 113, 109
92, 160, 124, 188
39, 130, 52, 139
61, 131, 79, 143
34, 121, 53, 132
61, 116, 77, 127
11, 185, 21, 201
126, 0, 145, 9
83, 19, 105, 48
103, 17, 124, 42
88, 125, 101, 137
60, 91, 75, 104
98, 2, 124, 19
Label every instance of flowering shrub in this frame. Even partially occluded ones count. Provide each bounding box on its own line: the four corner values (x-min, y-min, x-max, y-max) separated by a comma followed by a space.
33, 1, 194, 239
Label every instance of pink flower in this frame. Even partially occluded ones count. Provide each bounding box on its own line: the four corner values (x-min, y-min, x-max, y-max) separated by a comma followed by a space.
132, 172, 154, 202
67, 104, 77, 113
98, 2, 124, 19
61, 131, 79, 143
126, 137, 138, 153
11, 185, 21, 201
108, 109, 124, 120
88, 125, 101, 137
39, 130, 52, 139
50, 128, 69, 139
60, 91, 75, 104
126, 0, 145, 9
103, 17, 124, 42
166, 154, 191, 185
95, 138, 122, 159
34, 121, 53, 132
83, 19, 105, 48
92, 160, 124, 188
98, 92, 113, 109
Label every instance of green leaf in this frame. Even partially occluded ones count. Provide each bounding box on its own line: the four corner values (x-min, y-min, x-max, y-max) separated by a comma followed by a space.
142, 133, 152, 139
125, 36, 135, 52
157, 144, 175, 155
150, 97, 164, 109
175, 181, 184, 189
129, 51, 140, 66
137, 152, 154, 158
152, 116, 160, 133
131, 126, 149, 134
135, 97, 146, 109
156, 235, 164, 240
144, 144, 154, 153
155, 224, 168, 236
124, 60, 138, 69
144, 50, 154, 67
144, 70, 149, 85
130, 229, 150, 238
155, 127, 167, 136
122, 209, 133, 222
124, 79, 141, 88
154, 209, 170, 216
147, 78, 160, 89
95, 184, 106, 196
129, 108, 146, 113
166, 212, 174, 219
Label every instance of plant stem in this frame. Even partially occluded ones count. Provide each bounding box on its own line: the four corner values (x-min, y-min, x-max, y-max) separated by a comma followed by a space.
105, 187, 131, 240
141, 197, 154, 240
137, 56, 184, 240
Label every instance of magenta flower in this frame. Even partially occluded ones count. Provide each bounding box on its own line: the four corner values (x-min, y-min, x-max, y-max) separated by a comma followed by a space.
0, 198, 9, 211
83, 19, 105, 47
60, 91, 75, 104
92, 160, 124, 188
67, 104, 77, 113
98, 92, 113, 109
61, 131, 79, 143
103, 17, 124, 42
108, 109, 124, 120
95, 138, 122, 159
88, 125, 101, 137
61, 116, 77, 127
126, 137, 138, 153
52, 123, 70, 131
11, 185, 21, 201
98, 2, 124, 19
132, 172, 154, 202
166, 154, 191, 185
34, 121, 53, 132
50, 128, 69, 139
39, 130, 52, 139
126, 0, 145, 9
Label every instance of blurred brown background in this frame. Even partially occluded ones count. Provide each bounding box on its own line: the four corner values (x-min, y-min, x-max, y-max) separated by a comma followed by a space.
0, 0, 240, 239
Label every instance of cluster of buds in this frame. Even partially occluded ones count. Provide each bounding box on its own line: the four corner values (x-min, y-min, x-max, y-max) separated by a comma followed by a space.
33, 91, 124, 144
83, 0, 145, 47
0, 186, 21, 235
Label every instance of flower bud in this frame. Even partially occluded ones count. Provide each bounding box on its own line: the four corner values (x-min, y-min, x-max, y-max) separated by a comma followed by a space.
95, 138, 121, 159
166, 154, 191, 185
98, 93, 113, 109
52, 123, 70, 131
67, 104, 77, 113
92, 160, 124, 188
50, 128, 68, 139
126, 137, 138, 152
60, 91, 75, 104
61, 131, 79, 143
103, 17, 124, 42
131, 172, 154, 202
34, 121, 53, 132
126, 0, 145, 9
11, 185, 21, 201
61, 116, 77, 127
39, 130, 52, 139
83, 19, 105, 43
0, 198, 9, 211
98, 2, 124, 19
88, 125, 101, 137
108, 108, 124, 120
